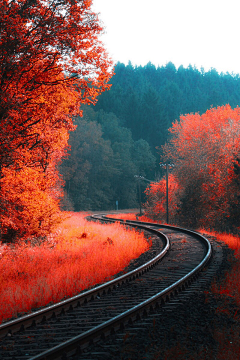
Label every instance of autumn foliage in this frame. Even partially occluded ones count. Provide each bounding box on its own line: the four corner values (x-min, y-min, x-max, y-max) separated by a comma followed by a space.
107, 213, 158, 223
0, 212, 150, 323
0, 0, 113, 241
145, 105, 240, 232
144, 174, 180, 222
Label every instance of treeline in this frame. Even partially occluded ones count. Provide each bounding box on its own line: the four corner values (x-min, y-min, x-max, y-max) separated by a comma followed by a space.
60, 107, 156, 211
144, 105, 240, 233
94, 61, 240, 153
61, 61, 240, 212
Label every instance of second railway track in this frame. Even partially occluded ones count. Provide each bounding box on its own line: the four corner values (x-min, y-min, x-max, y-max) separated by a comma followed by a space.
0, 215, 225, 360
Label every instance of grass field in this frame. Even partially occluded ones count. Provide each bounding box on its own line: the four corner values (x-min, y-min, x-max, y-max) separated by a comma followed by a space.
0, 212, 150, 324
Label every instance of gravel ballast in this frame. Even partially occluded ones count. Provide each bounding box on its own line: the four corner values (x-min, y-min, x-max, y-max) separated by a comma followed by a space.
77, 235, 239, 360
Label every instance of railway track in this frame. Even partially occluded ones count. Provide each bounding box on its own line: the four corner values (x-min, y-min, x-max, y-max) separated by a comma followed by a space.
0, 215, 224, 360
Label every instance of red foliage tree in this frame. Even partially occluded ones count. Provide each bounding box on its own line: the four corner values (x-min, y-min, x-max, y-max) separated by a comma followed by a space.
162, 105, 240, 231
0, 0, 112, 169
144, 174, 180, 223
1, 165, 64, 241
0, 0, 113, 241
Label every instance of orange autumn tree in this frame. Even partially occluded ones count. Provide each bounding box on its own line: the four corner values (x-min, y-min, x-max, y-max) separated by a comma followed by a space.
2, 165, 63, 240
144, 174, 180, 223
162, 105, 240, 232
1, 73, 78, 241
0, 0, 113, 241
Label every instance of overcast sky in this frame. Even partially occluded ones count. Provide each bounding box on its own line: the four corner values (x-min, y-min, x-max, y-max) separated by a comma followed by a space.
92, 0, 240, 74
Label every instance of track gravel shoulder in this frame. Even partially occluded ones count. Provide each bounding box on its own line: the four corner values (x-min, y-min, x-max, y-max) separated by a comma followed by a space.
73, 235, 238, 360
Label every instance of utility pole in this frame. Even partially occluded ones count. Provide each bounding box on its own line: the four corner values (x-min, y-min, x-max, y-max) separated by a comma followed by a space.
166, 163, 169, 224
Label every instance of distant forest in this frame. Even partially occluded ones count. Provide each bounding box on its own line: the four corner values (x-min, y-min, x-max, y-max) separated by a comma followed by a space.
60, 61, 240, 211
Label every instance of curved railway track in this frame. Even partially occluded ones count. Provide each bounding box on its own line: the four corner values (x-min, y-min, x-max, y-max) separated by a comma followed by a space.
0, 215, 224, 360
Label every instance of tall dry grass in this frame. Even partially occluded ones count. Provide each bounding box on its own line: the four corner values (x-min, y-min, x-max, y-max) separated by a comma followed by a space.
0, 212, 150, 324
107, 213, 158, 223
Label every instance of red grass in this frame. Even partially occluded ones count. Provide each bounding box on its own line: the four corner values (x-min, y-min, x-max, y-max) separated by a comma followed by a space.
107, 213, 158, 223
200, 229, 240, 303
107, 213, 137, 220
201, 230, 240, 253
0, 212, 150, 324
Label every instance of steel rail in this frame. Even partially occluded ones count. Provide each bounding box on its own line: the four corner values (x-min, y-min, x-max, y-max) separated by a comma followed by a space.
101, 215, 212, 270
26, 215, 212, 360
0, 219, 169, 339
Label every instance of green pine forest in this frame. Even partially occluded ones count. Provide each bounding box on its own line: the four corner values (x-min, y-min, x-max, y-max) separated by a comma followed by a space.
60, 61, 240, 211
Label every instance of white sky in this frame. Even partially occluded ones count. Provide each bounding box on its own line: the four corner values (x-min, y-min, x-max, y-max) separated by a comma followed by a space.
92, 0, 240, 75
